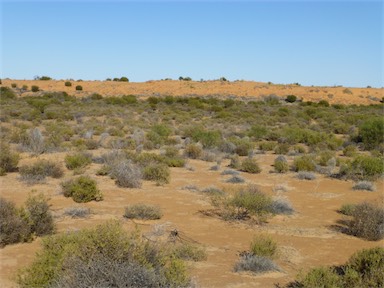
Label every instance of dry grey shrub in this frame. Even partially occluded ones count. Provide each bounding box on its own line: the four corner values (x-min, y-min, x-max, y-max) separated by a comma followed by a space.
111, 160, 142, 188
23, 128, 45, 155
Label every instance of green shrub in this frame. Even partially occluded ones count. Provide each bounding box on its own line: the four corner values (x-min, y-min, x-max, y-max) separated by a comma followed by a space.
274, 155, 289, 173
17, 221, 191, 288
285, 95, 297, 103
259, 141, 276, 152
146, 124, 172, 146
24, 193, 55, 236
0, 144, 19, 175
297, 266, 342, 287
0, 198, 31, 247
172, 243, 207, 261
343, 145, 357, 157
293, 155, 316, 172
359, 118, 384, 150
75, 85, 83, 91
184, 143, 203, 159
31, 85, 39, 92
289, 247, 384, 288
345, 247, 384, 287
213, 185, 273, 221
274, 143, 290, 155
11, 83, 17, 88
339, 203, 356, 216
0, 87, 17, 101
64, 81, 72, 87
228, 154, 241, 169
19, 160, 63, 183
124, 203, 162, 220
64, 152, 92, 170
120, 76, 129, 82
240, 158, 261, 174
39, 76, 52, 81
61, 176, 102, 203
340, 155, 384, 180
248, 125, 268, 141
143, 163, 170, 185
250, 235, 277, 258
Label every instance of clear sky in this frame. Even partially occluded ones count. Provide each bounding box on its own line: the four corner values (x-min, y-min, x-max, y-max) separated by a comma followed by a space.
1, 0, 383, 87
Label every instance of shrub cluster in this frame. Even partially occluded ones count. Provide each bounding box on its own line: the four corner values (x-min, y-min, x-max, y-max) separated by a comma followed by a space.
17, 221, 192, 288
286, 247, 384, 288
19, 160, 63, 183
64, 152, 92, 170
0, 194, 55, 247
234, 235, 280, 274
0, 144, 19, 175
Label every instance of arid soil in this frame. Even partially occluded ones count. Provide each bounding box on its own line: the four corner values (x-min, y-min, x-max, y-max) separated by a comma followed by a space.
2, 79, 383, 105
0, 150, 383, 287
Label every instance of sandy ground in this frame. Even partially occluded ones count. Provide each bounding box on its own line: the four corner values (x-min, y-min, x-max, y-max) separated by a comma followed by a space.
2, 79, 383, 105
0, 151, 383, 287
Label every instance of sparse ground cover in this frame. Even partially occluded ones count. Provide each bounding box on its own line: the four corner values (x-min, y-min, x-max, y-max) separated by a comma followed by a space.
0, 82, 383, 287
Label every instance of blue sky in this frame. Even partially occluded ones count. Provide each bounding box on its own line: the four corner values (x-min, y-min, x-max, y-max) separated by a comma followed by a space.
1, 1, 382, 87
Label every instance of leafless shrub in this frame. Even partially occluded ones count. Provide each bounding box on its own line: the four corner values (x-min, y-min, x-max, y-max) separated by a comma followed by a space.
234, 254, 281, 273
63, 207, 91, 218
352, 181, 376, 192
111, 160, 142, 188
297, 171, 316, 180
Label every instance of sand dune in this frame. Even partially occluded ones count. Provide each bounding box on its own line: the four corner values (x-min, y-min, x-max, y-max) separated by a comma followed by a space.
2, 79, 383, 105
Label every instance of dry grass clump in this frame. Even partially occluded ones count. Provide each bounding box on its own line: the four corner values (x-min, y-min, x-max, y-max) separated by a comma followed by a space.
19, 160, 63, 183
124, 204, 162, 220
62, 207, 91, 218
296, 171, 316, 180
352, 181, 376, 192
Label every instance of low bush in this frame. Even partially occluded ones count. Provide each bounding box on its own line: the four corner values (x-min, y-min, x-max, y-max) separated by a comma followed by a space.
0, 193, 55, 247
110, 160, 142, 188
17, 221, 191, 288
240, 158, 261, 174
348, 202, 384, 241
124, 203, 162, 220
259, 141, 276, 152
143, 163, 170, 185
64, 152, 92, 170
352, 181, 376, 192
285, 95, 297, 103
234, 253, 280, 274
31, 85, 39, 92
62, 206, 91, 218
226, 175, 245, 183
19, 160, 63, 183
271, 198, 294, 215
75, 85, 83, 91
343, 145, 357, 157
64, 81, 72, 87
293, 155, 316, 172
338, 203, 356, 216
274, 155, 289, 173
340, 155, 384, 180
213, 185, 273, 222
61, 176, 103, 203
274, 143, 290, 155
24, 193, 55, 236
358, 117, 384, 150
0, 144, 19, 175
297, 171, 316, 180
0, 198, 31, 247
184, 143, 203, 159
172, 243, 207, 261
250, 235, 277, 258
287, 247, 384, 288
228, 154, 241, 169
